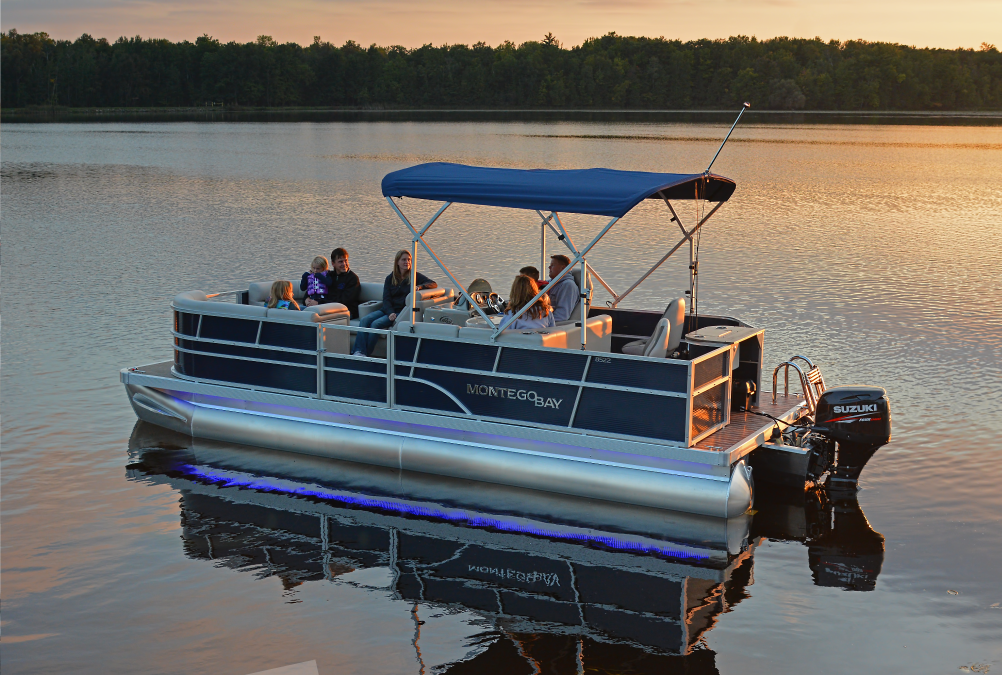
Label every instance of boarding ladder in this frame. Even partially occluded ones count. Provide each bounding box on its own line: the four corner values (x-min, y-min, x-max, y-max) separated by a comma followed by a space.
772, 355, 827, 415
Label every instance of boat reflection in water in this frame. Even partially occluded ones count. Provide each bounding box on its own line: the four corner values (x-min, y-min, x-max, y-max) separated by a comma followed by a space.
127, 422, 884, 673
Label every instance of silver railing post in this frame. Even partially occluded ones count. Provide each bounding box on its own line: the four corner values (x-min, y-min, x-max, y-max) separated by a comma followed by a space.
540, 217, 546, 279
387, 330, 395, 408
579, 256, 587, 350
316, 323, 324, 398
410, 239, 418, 330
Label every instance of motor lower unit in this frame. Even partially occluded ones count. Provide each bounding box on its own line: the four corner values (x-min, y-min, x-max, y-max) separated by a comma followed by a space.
812, 386, 892, 484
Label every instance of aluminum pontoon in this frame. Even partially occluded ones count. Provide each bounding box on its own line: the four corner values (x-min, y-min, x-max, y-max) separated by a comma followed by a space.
122, 159, 891, 519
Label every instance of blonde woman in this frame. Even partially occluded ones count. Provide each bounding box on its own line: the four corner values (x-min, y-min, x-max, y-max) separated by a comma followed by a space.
266, 280, 301, 311
502, 274, 555, 330
352, 249, 437, 356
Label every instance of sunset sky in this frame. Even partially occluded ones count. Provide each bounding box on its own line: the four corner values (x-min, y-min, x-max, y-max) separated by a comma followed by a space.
3, 0, 998, 50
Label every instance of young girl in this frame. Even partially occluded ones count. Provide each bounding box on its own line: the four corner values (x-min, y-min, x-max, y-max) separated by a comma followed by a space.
267, 280, 301, 311
300, 256, 331, 307
502, 274, 555, 330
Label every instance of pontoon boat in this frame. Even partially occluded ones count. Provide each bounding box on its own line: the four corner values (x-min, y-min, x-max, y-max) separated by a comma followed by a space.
122, 158, 891, 519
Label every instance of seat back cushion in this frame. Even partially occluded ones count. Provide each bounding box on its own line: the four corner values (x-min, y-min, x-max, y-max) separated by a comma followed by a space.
358, 282, 384, 303
644, 318, 671, 358
248, 280, 305, 306
567, 267, 594, 319
664, 297, 686, 352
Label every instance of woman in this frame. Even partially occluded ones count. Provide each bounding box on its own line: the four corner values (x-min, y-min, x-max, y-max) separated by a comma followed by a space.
352, 250, 437, 356
501, 274, 555, 330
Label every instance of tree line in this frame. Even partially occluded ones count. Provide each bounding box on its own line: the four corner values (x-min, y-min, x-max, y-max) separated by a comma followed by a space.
3, 29, 1000, 111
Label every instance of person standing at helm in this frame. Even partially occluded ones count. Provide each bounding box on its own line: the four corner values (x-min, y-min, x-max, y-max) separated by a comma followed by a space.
546, 254, 578, 323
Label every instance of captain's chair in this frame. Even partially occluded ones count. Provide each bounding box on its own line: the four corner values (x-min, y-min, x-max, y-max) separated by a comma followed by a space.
621, 298, 686, 358
555, 266, 594, 326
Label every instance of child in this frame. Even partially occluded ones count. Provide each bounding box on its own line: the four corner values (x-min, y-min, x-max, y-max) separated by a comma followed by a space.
520, 265, 547, 288
300, 256, 331, 306
267, 280, 301, 310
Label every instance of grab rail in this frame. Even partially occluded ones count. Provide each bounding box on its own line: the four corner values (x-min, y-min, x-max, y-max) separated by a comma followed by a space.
772, 357, 826, 415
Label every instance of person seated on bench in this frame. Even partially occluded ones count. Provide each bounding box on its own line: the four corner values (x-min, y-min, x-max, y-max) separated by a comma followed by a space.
301, 256, 331, 307
326, 247, 361, 318
546, 254, 578, 322
352, 249, 437, 356
519, 265, 547, 288
267, 280, 301, 311
502, 274, 555, 330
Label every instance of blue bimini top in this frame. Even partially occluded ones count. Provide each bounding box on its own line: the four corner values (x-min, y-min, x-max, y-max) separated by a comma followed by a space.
381, 162, 736, 218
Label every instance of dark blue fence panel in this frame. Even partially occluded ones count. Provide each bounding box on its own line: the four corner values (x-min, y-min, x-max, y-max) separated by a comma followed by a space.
586, 357, 687, 394
573, 388, 686, 442
497, 347, 587, 381
199, 315, 259, 343
325, 370, 385, 403
417, 340, 497, 371
178, 339, 315, 365
260, 322, 316, 351
176, 351, 316, 393
413, 368, 577, 426
395, 379, 465, 413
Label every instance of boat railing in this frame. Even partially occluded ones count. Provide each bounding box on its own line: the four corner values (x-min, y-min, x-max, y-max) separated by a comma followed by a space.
772, 358, 826, 414
170, 304, 735, 449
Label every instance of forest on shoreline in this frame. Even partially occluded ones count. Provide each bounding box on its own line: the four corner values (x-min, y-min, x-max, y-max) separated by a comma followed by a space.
3, 30, 1000, 111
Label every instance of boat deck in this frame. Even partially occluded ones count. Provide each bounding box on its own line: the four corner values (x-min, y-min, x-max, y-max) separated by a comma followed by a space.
695, 393, 807, 463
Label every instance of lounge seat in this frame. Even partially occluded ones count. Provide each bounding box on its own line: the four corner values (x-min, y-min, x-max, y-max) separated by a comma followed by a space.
457, 315, 612, 352
172, 291, 351, 354
622, 298, 685, 358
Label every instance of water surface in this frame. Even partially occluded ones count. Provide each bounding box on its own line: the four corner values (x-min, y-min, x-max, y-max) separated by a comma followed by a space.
2, 120, 1001, 674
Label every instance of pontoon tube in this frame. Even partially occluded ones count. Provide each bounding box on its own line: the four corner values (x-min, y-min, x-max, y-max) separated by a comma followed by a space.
126, 384, 753, 518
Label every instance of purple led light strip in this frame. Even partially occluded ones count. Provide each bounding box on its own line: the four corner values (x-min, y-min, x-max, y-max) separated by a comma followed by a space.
182, 465, 710, 561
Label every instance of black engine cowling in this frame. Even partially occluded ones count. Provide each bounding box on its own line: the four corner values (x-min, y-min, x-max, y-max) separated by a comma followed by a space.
813, 386, 891, 484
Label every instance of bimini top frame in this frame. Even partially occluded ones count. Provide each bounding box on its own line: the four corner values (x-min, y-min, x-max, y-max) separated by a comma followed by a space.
381, 162, 736, 344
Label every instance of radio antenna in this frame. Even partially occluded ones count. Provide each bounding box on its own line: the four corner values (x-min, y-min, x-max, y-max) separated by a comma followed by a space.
705, 102, 750, 174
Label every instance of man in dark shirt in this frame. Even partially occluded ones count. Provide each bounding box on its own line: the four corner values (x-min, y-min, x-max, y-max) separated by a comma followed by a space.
325, 247, 362, 318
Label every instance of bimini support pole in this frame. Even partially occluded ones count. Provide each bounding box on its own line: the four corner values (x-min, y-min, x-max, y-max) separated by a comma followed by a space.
386, 198, 495, 328
611, 200, 725, 308
540, 217, 546, 280
495, 215, 620, 338
579, 256, 587, 350
658, 196, 697, 310
535, 210, 619, 301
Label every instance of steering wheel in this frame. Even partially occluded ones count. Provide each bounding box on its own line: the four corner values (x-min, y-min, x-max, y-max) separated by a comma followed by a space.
486, 293, 506, 314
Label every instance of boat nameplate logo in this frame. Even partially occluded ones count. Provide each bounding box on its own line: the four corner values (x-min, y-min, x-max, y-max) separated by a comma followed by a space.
466, 384, 563, 409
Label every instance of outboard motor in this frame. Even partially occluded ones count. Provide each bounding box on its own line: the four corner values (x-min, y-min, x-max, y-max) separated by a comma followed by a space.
812, 386, 891, 486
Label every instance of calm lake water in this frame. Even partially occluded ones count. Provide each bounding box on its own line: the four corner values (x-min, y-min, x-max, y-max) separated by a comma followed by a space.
2, 119, 1001, 674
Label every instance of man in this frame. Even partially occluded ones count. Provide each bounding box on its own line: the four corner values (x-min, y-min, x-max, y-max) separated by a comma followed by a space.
322, 247, 361, 318
546, 254, 578, 323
